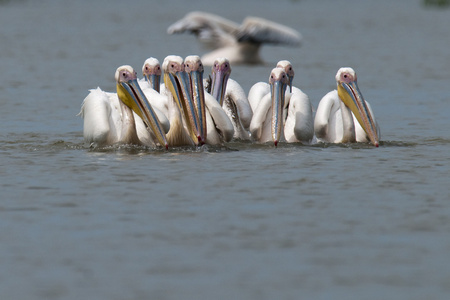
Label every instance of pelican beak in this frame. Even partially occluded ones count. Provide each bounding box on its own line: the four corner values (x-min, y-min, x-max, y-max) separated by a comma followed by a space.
337, 81, 379, 147
164, 70, 203, 145
117, 78, 169, 149
270, 76, 287, 147
211, 67, 230, 106
187, 68, 207, 144
288, 75, 293, 93
144, 73, 161, 92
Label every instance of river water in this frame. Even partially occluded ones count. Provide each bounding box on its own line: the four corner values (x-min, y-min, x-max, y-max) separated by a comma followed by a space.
1, 0, 449, 299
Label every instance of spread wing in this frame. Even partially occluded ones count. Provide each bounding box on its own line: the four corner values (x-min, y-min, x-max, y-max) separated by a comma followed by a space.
236, 16, 302, 46
167, 11, 239, 49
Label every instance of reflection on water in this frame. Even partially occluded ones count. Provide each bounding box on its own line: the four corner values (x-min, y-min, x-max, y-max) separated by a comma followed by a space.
1, 0, 450, 299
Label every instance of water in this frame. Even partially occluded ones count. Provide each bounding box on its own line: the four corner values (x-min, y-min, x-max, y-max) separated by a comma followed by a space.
1, 0, 450, 299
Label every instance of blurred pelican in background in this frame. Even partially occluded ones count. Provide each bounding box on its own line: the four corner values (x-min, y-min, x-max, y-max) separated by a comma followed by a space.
167, 11, 302, 65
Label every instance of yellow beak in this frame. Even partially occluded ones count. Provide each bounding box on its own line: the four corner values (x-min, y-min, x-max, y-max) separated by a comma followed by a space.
164, 71, 202, 145
337, 81, 379, 147
117, 79, 169, 149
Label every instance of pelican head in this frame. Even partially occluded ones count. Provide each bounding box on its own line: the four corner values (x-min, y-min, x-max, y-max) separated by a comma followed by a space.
269, 68, 289, 147
142, 57, 161, 92
336, 67, 379, 147
115, 65, 168, 149
210, 57, 232, 105
162, 55, 203, 145
276, 60, 294, 93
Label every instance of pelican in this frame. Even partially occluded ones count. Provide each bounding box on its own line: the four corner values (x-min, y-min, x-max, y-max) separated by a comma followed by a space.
139, 57, 172, 127
167, 11, 302, 65
314, 67, 380, 147
79, 65, 169, 149
184, 55, 234, 145
160, 55, 207, 146
208, 58, 252, 140
141, 57, 162, 93
249, 67, 314, 146
275, 60, 314, 143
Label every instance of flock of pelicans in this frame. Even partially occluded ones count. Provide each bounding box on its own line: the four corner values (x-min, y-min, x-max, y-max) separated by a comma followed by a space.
79, 12, 380, 150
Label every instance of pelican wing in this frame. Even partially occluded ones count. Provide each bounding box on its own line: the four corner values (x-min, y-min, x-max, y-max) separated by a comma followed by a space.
286, 88, 314, 143
249, 93, 272, 142
225, 79, 253, 129
205, 94, 234, 143
248, 82, 270, 113
167, 11, 239, 49
314, 90, 340, 141
236, 16, 302, 46
80, 88, 119, 145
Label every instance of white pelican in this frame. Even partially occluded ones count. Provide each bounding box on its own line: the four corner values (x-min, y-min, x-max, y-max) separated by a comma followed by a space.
314, 67, 380, 147
141, 57, 162, 93
275, 60, 314, 142
208, 58, 252, 140
167, 11, 302, 65
79, 65, 169, 149
138, 57, 172, 128
249, 67, 314, 146
159, 55, 207, 146
184, 55, 234, 145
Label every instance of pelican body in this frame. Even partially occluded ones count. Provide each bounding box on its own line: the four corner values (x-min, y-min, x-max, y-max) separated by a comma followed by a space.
314, 67, 380, 147
80, 65, 169, 149
167, 11, 302, 65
